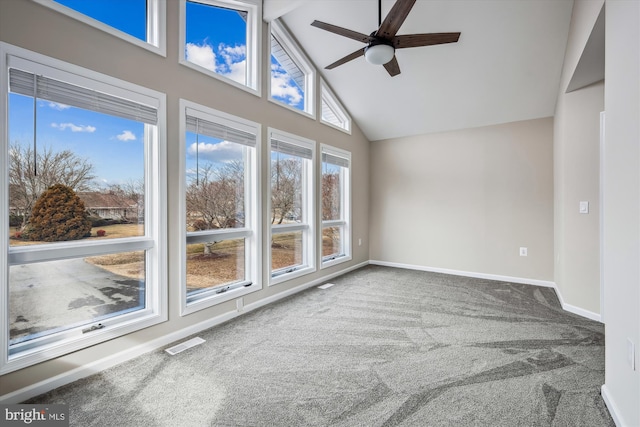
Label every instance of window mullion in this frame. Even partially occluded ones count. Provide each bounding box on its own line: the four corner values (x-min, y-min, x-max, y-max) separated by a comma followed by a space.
9, 239, 154, 265
272, 223, 308, 233
322, 220, 346, 228
186, 229, 251, 244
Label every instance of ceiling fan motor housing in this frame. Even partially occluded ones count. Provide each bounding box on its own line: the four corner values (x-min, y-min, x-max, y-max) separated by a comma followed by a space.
364, 39, 395, 65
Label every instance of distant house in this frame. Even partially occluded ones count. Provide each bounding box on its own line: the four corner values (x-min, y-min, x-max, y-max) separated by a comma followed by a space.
77, 192, 141, 221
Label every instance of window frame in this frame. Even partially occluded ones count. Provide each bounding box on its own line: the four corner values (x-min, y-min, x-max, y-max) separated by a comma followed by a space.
320, 79, 352, 134
179, 99, 261, 315
179, 0, 262, 96
267, 128, 316, 285
319, 144, 352, 268
0, 42, 167, 374
32, 0, 166, 57
268, 19, 316, 118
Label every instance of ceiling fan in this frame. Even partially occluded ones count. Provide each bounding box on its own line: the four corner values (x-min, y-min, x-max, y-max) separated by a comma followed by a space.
311, 0, 461, 77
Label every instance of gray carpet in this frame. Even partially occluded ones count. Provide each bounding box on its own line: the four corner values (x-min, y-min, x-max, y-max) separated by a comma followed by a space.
29, 265, 614, 426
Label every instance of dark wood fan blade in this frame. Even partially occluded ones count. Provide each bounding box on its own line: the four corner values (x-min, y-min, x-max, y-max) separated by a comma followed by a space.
326, 48, 365, 69
376, 0, 417, 39
311, 20, 373, 44
383, 56, 401, 76
394, 32, 461, 49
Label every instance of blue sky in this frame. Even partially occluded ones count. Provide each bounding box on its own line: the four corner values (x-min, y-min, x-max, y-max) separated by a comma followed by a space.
9, 94, 145, 186
9, 0, 305, 187
55, 0, 147, 41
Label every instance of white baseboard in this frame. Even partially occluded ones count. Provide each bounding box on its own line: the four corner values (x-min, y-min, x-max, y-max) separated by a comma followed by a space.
0, 261, 369, 404
601, 384, 624, 427
244, 261, 368, 312
369, 260, 604, 323
561, 302, 601, 322
550, 279, 602, 322
369, 260, 556, 288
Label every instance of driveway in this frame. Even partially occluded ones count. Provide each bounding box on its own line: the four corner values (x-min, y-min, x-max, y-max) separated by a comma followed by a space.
9, 258, 144, 343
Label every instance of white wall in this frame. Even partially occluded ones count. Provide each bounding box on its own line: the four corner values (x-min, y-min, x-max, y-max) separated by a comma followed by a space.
553, 0, 604, 318
554, 81, 603, 316
370, 118, 554, 283
602, 0, 640, 425
0, 0, 370, 399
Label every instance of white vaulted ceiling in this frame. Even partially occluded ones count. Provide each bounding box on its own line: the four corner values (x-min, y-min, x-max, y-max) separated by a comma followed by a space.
266, 0, 574, 141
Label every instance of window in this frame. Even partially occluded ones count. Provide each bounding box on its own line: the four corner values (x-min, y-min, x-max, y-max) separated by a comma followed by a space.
180, 100, 260, 313
269, 19, 315, 117
180, 0, 261, 95
268, 129, 315, 284
33, 0, 166, 56
320, 145, 351, 267
320, 79, 351, 133
1, 42, 167, 373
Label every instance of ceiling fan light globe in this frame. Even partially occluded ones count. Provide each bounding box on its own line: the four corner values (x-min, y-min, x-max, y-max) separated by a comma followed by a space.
364, 44, 395, 65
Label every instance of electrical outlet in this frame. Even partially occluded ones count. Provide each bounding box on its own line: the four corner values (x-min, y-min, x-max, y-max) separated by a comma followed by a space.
519, 247, 528, 256
628, 338, 636, 370
358, 238, 362, 246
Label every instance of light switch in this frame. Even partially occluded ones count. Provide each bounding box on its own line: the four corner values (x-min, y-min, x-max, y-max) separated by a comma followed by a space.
579, 201, 589, 214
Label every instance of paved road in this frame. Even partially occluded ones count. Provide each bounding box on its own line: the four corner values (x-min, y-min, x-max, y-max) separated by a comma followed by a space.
9, 258, 144, 343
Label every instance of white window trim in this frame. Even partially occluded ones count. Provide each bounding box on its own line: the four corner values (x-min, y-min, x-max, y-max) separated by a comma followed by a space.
179, 99, 261, 315
0, 42, 167, 374
268, 19, 316, 119
320, 79, 352, 134
179, 0, 262, 97
320, 144, 352, 269
268, 128, 316, 285
32, 0, 167, 57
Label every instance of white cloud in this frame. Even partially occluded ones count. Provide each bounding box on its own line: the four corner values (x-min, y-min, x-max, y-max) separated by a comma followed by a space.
219, 44, 246, 63
217, 43, 247, 84
222, 59, 247, 85
116, 130, 136, 141
185, 42, 217, 72
51, 122, 96, 132
271, 69, 303, 107
185, 41, 248, 85
188, 140, 243, 163
47, 102, 70, 110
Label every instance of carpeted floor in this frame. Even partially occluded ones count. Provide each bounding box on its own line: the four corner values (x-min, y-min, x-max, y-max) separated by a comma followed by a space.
29, 265, 614, 426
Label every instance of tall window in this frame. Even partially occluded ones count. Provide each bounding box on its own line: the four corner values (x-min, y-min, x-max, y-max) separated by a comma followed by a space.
1, 43, 167, 373
321, 145, 351, 267
180, 0, 261, 94
268, 129, 315, 284
269, 19, 315, 116
181, 100, 260, 313
33, 0, 165, 55
320, 79, 351, 133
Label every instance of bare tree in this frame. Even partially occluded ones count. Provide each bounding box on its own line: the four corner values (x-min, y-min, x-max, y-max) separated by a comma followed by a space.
9, 143, 96, 227
322, 172, 340, 221
185, 160, 244, 231
270, 157, 301, 224
105, 179, 145, 222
